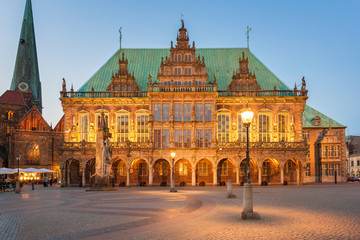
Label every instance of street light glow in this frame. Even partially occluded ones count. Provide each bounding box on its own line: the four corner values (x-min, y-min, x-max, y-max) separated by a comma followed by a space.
171, 152, 176, 159
241, 110, 254, 126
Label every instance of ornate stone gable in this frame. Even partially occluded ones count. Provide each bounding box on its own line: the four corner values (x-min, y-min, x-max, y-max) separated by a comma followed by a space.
107, 52, 139, 92
227, 52, 260, 91
155, 20, 211, 89
17, 105, 51, 131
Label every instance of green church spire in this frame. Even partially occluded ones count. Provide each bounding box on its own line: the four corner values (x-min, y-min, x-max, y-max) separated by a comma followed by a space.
10, 0, 42, 112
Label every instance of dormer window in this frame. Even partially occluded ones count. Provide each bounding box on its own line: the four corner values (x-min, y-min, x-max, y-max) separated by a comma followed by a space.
313, 116, 321, 126
185, 55, 191, 62
185, 68, 192, 75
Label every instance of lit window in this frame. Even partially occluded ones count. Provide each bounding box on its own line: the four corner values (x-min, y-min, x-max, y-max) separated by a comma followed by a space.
136, 113, 148, 142
196, 103, 203, 122
139, 162, 147, 176
217, 114, 230, 142
196, 129, 204, 148
183, 129, 191, 148
119, 161, 127, 176
198, 161, 208, 176
26, 142, 40, 165
79, 114, 88, 141
258, 114, 270, 142
278, 114, 288, 142
116, 114, 129, 142
220, 161, 228, 176
175, 68, 181, 75
179, 162, 188, 176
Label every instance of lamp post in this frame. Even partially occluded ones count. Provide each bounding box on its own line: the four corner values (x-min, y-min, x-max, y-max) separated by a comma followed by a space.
170, 152, 177, 192
240, 110, 260, 220
15, 155, 21, 194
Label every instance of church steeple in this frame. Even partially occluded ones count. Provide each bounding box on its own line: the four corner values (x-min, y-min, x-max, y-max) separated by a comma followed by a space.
10, 0, 42, 113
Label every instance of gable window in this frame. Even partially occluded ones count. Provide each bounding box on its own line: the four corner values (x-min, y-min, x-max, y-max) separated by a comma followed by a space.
185, 68, 192, 75
238, 114, 247, 142
184, 55, 191, 62
175, 68, 181, 75
174, 55, 181, 62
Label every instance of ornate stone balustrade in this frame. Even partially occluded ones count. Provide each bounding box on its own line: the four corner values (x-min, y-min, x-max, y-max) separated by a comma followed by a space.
218, 90, 307, 97
218, 141, 308, 150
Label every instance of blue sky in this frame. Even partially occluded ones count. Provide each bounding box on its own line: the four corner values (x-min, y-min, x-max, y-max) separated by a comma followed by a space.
0, 0, 359, 135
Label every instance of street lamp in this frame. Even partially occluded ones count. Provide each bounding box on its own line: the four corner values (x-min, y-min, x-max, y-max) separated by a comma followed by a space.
15, 155, 21, 194
170, 152, 177, 192
240, 110, 260, 220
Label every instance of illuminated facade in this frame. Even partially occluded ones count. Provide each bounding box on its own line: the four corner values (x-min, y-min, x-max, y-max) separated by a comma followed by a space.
59, 21, 346, 186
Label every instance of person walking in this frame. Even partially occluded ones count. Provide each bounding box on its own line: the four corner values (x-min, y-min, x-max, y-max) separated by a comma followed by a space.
49, 177, 53, 187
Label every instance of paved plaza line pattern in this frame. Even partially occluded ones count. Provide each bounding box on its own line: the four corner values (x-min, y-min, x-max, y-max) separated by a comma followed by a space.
0, 184, 360, 239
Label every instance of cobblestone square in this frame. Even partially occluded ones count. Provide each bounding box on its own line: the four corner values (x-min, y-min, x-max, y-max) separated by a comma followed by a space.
1, 183, 360, 240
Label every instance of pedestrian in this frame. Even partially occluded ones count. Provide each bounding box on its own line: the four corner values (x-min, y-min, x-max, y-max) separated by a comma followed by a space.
45, 177, 48, 187
6, 177, 11, 191
49, 177, 53, 187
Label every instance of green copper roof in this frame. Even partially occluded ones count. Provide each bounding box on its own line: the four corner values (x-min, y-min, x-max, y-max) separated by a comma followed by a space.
303, 105, 345, 128
79, 48, 290, 92
10, 0, 41, 111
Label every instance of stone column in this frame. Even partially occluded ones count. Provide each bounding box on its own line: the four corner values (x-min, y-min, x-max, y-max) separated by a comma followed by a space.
280, 168, 284, 184
67, 168, 70, 186
149, 165, 153, 186
126, 168, 130, 187
258, 167, 262, 185
60, 167, 64, 187
82, 168, 86, 187
296, 168, 300, 185
213, 167, 217, 186
236, 167, 240, 185
192, 167, 196, 186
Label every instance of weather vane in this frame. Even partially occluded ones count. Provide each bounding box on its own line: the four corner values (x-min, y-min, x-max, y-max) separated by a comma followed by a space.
181, 13, 184, 21
119, 27, 122, 50
245, 26, 252, 49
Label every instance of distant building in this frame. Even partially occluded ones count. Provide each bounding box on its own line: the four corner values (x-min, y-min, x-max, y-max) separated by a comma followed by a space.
346, 136, 360, 177
59, 20, 346, 186
0, 0, 63, 176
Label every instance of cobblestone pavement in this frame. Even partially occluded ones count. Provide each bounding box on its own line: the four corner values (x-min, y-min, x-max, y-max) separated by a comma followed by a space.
1, 183, 360, 240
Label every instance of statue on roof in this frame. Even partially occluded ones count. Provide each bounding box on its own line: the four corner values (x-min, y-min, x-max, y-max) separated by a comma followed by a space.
148, 74, 152, 85
213, 74, 217, 85
301, 77, 306, 91
62, 78, 66, 92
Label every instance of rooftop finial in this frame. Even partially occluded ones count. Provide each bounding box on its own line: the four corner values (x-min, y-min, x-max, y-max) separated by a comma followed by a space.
119, 27, 122, 50
245, 26, 252, 49
181, 13, 184, 27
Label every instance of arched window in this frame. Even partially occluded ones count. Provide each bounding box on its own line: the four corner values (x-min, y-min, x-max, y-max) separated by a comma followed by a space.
26, 142, 40, 165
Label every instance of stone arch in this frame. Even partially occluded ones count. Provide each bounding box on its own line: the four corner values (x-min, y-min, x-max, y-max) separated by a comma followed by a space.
261, 158, 280, 184
175, 158, 192, 186
85, 158, 96, 187
284, 159, 297, 183
196, 159, 213, 186
153, 158, 170, 186
217, 158, 236, 185
130, 158, 148, 186
112, 158, 127, 186
239, 158, 259, 184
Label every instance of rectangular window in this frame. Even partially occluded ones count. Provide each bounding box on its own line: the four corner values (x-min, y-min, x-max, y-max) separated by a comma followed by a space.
183, 129, 191, 148
323, 163, 329, 176
221, 161, 228, 176
217, 114, 230, 142
116, 115, 129, 142
278, 114, 287, 142
204, 103, 212, 122
329, 163, 334, 176
204, 129, 212, 148
175, 68, 181, 75
179, 162, 188, 176
139, 163, 147, 176
80, 114, 88, 141
184, 103, 191, 122
154, 129, 161, 148
154, 103, 161, 122
175, 129, 182, 148
185, 68, 192, 75
335, 145, 340, 158
136, 114, 149, 142
357, 160, 360, 166
162, 129, 169, 148
119, 161, 127, 176
174, 103, 182, 122
302, 130, 310, 140
198, 161, 208, 176
196, 129, 204, 148
238, 115, 246, 142
174, 55, 181, 62
322, 146, 328, 158
184, 55, 191, 62
196, 103, 203, 122
336, 164, 341, 176
162, 103, 170, 122
259, 114, 270, 142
